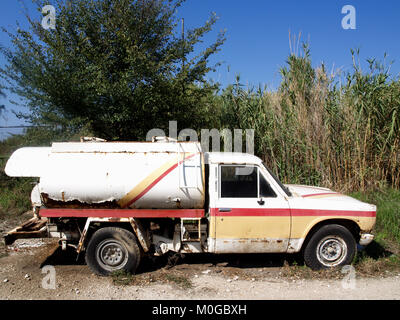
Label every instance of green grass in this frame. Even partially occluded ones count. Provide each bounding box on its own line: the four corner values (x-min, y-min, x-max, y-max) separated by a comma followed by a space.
349, 188, 400, 273
111, 270, 136, 286
164, 274, 193, 290
350, 188, 400, 244
0, 159, 34, 217
0, 128, 88, 217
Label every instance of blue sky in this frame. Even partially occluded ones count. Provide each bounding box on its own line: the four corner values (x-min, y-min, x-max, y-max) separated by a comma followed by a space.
1, 0, 400, 138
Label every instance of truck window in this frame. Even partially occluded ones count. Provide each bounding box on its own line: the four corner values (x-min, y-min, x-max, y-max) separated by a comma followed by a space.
220, 165, 258, 198
262, 163, 292, 197
259, 173, 277, 198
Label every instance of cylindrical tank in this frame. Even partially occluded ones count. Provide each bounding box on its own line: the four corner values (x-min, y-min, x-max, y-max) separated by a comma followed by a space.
6, 140, 205, 209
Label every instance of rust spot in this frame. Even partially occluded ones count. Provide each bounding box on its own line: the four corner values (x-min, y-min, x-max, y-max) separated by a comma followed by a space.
182, 244, 193, 253
41, 194, 121, 209
175, 199, 182, 209
105, 218, 124, 222
77, 228, 88, 253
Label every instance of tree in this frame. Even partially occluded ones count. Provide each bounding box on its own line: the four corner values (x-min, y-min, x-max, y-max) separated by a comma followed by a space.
0, 0, 225, 140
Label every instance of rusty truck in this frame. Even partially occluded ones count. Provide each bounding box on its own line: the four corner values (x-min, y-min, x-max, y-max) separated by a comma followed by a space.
4, 137, 376, 274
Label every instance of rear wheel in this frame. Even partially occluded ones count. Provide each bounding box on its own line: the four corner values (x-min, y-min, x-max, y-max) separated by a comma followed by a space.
85, 227, 141, 276
303, 224, 356, 270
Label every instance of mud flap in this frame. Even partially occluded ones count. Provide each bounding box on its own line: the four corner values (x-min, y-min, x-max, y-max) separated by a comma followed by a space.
4, 217, 48, 245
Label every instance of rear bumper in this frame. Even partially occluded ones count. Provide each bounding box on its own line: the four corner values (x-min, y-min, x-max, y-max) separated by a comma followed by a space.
359, 233, 374, 246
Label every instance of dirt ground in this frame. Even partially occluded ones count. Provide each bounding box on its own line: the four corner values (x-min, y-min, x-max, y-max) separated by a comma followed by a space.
1, 213, 400, 300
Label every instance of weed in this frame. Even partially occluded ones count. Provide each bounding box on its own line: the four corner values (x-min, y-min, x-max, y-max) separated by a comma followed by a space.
111, 270, 135, 286
164, 273, 193, 289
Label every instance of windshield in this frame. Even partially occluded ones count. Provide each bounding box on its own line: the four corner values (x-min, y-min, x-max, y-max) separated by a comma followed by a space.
262, 163, 292, 197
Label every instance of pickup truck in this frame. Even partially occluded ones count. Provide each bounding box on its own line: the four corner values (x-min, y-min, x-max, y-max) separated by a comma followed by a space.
4, 138, 376, 275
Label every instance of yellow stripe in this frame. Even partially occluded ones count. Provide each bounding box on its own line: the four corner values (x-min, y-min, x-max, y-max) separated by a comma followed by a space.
210, 216, 376, 240
117, 153, 193, 208
291, 216, 376, 238
213, 216, 290, 239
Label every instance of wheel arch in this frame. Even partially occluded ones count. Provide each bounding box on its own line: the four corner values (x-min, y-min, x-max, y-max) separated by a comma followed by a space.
77, 218, 150, 254
300, 218, 361, 252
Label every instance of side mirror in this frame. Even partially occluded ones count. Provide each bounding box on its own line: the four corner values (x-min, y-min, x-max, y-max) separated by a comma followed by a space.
257, 198, 265, 206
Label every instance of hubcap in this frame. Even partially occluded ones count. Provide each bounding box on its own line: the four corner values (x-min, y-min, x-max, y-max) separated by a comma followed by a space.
96, 240, 128, 271
317, 236, 347, 267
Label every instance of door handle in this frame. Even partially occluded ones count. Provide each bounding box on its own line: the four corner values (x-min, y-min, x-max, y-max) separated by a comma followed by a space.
219, 208, 231, 212
257, 199, 265, 205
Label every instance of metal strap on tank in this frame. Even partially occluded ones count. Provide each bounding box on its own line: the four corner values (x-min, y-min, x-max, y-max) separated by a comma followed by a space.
177, 143, 201, 190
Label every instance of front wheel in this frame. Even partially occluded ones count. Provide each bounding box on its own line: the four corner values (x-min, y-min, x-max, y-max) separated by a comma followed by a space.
85, 227, 141, 276
303, 224, 356, 270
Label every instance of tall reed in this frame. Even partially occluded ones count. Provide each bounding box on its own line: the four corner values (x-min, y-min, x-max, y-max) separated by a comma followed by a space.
218, 45, 400, 192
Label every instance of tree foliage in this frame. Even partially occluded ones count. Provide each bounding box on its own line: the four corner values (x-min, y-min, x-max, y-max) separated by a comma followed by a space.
0, 0, 225, 140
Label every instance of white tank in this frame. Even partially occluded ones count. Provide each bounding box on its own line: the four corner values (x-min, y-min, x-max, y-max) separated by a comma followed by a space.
5, 139, 205, 209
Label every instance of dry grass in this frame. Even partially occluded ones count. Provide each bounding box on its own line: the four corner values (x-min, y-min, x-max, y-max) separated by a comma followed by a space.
219, 45, 400, 192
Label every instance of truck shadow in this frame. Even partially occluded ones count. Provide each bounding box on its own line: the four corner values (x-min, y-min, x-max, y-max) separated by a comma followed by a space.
356, 240, 393, 260
136, 252, 305, 274
40, 245, 304, 271
40, 246, 86, 268
40, 240, 393, 274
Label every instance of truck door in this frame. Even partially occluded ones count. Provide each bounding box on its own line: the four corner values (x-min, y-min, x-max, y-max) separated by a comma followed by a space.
211, 164, 291, 253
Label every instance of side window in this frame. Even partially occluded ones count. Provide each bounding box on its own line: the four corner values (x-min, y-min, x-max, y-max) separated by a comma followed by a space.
220, 165, 258, 198
259, 173, 277, 198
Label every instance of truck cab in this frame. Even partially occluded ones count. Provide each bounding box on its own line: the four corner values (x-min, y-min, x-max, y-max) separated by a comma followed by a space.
205, 152, 376, 269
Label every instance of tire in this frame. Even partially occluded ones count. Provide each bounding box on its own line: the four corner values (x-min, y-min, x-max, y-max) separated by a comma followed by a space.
303, 224, 356, 270
85, 227, 141, 276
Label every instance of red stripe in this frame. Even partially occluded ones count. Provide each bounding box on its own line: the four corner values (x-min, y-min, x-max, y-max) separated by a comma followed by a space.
210, 208, 290, 217
291, 209, 376, 217
124, 153, 197, 208
40, 208, 204, 218
210, 208, 376, 218
302, 192, 339, 198
40, 207, 375, 219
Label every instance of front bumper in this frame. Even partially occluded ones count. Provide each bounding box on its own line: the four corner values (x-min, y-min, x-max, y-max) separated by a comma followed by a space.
359, 233, 374, 246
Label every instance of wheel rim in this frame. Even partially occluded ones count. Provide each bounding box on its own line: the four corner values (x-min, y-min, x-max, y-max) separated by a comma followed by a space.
96, 239, 129, 272
316, 236, 347, 267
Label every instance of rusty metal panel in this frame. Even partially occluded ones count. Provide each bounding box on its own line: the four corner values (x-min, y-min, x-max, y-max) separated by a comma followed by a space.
129, 218, 150, 252
209, 238, 289, 253
76, 217, 151, 254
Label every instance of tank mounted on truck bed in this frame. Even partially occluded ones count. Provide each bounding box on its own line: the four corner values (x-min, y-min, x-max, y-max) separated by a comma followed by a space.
4, 137, 376, 274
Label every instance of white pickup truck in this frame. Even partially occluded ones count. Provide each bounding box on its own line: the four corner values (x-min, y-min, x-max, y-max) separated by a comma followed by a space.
4, 138, 376, 275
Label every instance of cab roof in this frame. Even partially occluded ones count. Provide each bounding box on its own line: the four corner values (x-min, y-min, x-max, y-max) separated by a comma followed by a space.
205, 152, 262, 165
